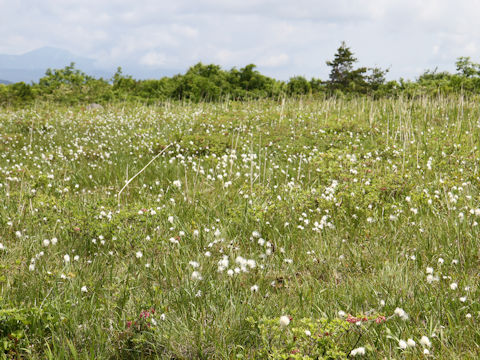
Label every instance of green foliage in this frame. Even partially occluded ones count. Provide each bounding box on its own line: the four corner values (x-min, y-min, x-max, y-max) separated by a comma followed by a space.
0, 306, 54, 357
287, 76, 311, 96
326, 42, 389, 94
249, 316, 351, 359
2, 48, 480, 106
455, 57, 480, 78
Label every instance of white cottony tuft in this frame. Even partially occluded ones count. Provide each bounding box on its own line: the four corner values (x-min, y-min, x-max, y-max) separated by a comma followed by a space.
350, 347, 366, 356
279, 315, 290, 327
191, 271, 202, 281
394, 307, 409, 320
420, 336, 431, 347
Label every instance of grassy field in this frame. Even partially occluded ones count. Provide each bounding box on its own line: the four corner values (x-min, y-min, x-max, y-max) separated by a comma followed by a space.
0, 97, 479, 359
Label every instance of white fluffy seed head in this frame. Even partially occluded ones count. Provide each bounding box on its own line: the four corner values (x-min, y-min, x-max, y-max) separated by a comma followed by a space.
420, 336, 431, 347
279, 315, 290, 327
350, 347, 366, 356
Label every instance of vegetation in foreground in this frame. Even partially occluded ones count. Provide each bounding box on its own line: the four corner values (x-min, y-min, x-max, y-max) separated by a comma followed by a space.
0, 97, 479, 358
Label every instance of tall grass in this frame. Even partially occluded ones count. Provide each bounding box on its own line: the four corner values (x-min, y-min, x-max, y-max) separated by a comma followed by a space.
0, 97, 479, 358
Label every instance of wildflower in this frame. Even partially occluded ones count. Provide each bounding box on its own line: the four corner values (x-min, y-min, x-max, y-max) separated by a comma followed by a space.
305, 330, 311, 336
0, 243, 4, 250
189, 261, 200, 268
338, 310, 346, 318
173, 180, 181, 188
398, 339, 407, 349
450, 282, 458, 290
218, 257, 229, 271
426, 267, 434, 274
168, 216, 174, 223
420, 336, 431, 347
64, 254, 70, 263
191, 271, 202, 281
136, 251, 143, 259
279, 315, 290, 327
51, 237, 58, 245
350, 347, 366, 356
250, 285, 259, 292
407, 338, 416, 347
29, 263, 35, 271
43, 239, 50, 247
394, 307, 409, 320
81, 286, 88, 293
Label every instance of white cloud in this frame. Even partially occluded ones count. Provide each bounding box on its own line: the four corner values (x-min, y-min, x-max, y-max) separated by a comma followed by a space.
258, 54, 289, 67
1, 0, 480, 80
140, 52, 168, 67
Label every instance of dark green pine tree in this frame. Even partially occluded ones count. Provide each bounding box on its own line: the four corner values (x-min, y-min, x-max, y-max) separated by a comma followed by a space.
326, 41, 367, 92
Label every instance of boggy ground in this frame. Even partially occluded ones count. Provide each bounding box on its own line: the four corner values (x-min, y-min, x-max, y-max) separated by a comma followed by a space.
0, 97, 479, 359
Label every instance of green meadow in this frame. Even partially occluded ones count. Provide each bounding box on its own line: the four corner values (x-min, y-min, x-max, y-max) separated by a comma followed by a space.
0, 97, 479, 359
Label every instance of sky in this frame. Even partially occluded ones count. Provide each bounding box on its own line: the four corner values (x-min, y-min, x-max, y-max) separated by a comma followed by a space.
1, 0, 480, 80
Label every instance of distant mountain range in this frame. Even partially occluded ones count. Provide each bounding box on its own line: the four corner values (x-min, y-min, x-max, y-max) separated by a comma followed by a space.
0, 79, 12, 85
0, 47, 111, 83
0, 47, 183, 84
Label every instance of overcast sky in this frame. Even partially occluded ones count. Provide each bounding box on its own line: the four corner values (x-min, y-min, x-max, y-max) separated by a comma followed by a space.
1, 0, 480, 80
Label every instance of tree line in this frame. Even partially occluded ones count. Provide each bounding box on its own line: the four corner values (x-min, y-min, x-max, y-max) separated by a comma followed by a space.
2, 42, 480, 106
